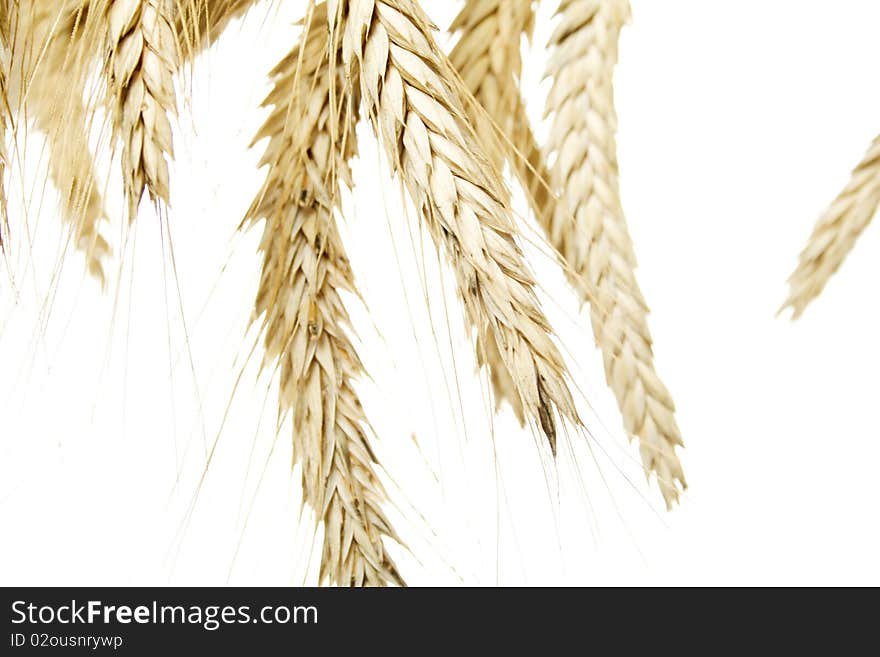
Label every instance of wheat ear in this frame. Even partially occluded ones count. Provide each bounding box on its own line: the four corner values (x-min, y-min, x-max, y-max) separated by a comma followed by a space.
247, 3, 403, 587
782, 135, 880, 318
449, 0, 554, 233
341, 0, 580, 453
447, 0, 549, 423
26, 2, 111, 281
99, 0, 178, 220
544, 0, 684, 507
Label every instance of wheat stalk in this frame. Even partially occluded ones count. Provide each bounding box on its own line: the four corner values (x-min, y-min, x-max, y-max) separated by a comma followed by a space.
24, 1, 111, 281
544, 0, 684, 507
247, 2, 403, 587
97, 0, 178, 220
782, 135, 880, 318
341, 0, 581, 453
449, 0, 554, 234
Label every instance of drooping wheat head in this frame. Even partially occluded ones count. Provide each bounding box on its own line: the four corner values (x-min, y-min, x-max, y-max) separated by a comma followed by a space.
341, 0, 581, 454
449, 0, 554, 234
6, 2, 111, 279
783, 135, 880, 318
544, 0, 684, 507
96, 0, 178, 220
448, 0, 552, 423
247, 2, 404, 587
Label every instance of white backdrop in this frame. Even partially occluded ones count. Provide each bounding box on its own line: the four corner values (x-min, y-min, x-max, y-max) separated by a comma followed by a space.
1, 1, 879, 586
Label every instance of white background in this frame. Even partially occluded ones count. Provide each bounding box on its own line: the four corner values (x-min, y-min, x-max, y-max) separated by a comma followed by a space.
1, 0, 879, 586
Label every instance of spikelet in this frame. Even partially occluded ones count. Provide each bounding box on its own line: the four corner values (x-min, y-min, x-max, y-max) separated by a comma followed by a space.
341, 0, 581, 453
783, 135, 880, 318
449, 0, 554, 232
544, 0, 684, 507
247, 3, 404, 587
98, 0, 178, 219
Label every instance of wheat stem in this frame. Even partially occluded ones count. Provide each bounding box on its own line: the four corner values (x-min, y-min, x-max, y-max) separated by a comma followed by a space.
247, 3, 403, 587
783, 135, 880, 318
544, 0, 684, 507
341, 0, 581, 453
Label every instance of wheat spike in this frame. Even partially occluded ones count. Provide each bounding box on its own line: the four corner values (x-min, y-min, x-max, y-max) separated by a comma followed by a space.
247, 3, 403, 587
448, 0, 553, 423
449, 0, 554, 233
544, 0, 684, 507
449, 0, 534, 170
342, 0, 580, 453
23, 1, 111, 281
783, 135, 880, 318
98, 0, 178, 220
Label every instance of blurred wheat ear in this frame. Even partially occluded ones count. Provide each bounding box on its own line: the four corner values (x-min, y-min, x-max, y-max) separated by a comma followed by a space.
782, 135, 880, 318
5, 1, 112, 280
0, 0, 691, 585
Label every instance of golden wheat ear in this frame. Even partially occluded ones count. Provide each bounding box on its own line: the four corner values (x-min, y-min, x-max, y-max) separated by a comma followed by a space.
448, 0, 552, 424
25, 3, 111, 282
782, 135, 880, 319
543, 0, 685, 508
449, 0, 555, 236
341, 0, 582, 455
87, 0, 178, 221
247, 2, 404, 587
